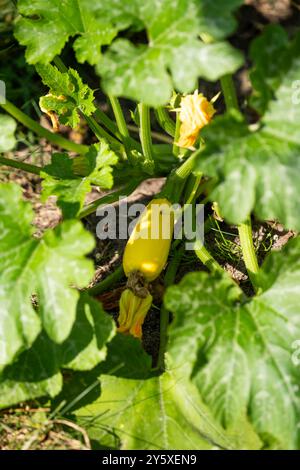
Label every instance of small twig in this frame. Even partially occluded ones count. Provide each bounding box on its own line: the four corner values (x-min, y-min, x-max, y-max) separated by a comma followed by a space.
52, 419, 91, 450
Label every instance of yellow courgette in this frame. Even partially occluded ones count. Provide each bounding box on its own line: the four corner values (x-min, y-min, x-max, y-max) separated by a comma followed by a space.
123, 198, 174, 282
118, 198, 174, 338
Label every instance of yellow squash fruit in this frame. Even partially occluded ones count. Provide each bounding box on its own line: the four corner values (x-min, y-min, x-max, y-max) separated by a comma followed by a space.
118, 198, 174, 339
123, 198, 174, 282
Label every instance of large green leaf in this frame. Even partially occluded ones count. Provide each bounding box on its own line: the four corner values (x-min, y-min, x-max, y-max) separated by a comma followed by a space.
165, 237, 300, 449
0, 114, 17, 151
41, 142, 118, 218
97, 0, 243, 105
249, 26, 300, 143
0, 294, 115, 408
263, 33, 300, 147
0, 183, 95, 370
76, 334, 261, 449
195, 28, 300, 230
14, 0, 116, 65
14, 0, 243, 106
194, 112, 300, 230
36, 64, 96, 128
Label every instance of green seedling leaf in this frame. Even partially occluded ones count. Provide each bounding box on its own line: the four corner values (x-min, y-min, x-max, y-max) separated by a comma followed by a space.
0, 294, 115, 408
36, 64, 96, 128
0, 114, 17, 151
41, 142, 118, 218
0, 183, 95, 369
14, 0, 117, 65
165, 237, 300, 449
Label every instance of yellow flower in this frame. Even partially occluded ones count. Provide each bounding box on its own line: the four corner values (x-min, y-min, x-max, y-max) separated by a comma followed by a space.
118, 289, 153, 339
176, 90, 216, 149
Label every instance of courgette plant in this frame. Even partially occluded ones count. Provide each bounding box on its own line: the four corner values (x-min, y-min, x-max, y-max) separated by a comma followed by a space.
0, 0, 300, 450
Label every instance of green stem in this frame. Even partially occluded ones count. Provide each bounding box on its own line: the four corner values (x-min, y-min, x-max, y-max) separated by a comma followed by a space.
94, 108, 120, 138
108, 95, 129, 141
175, 147, 201, 179
238, 217, 259, 289
220, 74, 239, 111
0, 155, 41, 175
78, 179, 142, 219
161, 146, 203, 203
172, 111, 181, 157
84, 114, 121, 149
220, 74, 260, 288
127, 124, 173, 144
155, 107, 176, 137
53, 56, 68, 73
194, 239, 223, 273
94, 111, 142, 153
185, 174, 202, 205
138, 103, 155, 174
1, 101, 88, 154
172, 174, 203, 250
86, 265, 124, 296
157, 244, 185, 371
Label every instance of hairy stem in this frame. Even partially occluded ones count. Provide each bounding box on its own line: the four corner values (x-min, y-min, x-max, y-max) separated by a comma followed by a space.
138, 103, 155, 174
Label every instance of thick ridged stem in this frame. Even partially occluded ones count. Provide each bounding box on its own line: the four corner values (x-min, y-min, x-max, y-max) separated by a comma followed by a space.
138, 103, 155, 174
108, 95, 129, 141
220, 75, 239, 111
194, 239, 223, 273
155, 107, 176, 137
220, 73, 260, 289
172, 111, 181, 157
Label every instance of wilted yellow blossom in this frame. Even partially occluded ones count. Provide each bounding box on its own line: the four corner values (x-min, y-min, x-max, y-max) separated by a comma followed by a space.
118, 289, 153, 339
39, 93, 67, 132
176, 90, 216, 149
